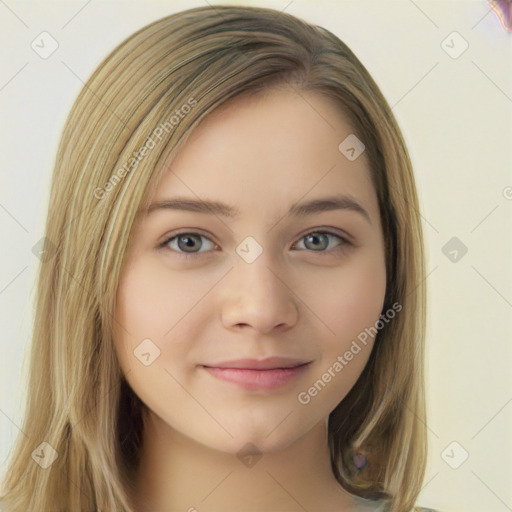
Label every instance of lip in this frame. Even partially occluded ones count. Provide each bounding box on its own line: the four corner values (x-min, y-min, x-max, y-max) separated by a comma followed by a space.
201, 357, 312, 390
203, 356, 311, 370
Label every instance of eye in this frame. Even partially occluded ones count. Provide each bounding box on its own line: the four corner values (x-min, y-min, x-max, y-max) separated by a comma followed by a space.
159, 231, 218, 260
159, 229, 351, 260
291, 231, 349, 254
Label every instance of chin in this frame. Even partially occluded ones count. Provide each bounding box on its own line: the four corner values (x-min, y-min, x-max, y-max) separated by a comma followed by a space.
204, 420, 304, 458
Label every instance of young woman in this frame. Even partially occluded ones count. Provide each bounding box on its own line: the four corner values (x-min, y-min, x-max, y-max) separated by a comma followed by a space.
1, 5, 439, 511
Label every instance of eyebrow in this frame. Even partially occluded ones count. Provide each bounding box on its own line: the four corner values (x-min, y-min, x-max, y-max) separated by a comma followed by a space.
146, 194, 372, 224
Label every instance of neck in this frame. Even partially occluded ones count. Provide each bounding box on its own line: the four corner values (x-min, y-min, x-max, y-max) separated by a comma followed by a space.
130, 411, 358, 511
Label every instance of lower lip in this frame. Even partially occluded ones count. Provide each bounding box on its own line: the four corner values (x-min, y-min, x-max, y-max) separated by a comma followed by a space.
202, 364, 310, 390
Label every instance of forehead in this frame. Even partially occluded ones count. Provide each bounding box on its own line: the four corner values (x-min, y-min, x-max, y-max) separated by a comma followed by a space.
148, 88, 377, 224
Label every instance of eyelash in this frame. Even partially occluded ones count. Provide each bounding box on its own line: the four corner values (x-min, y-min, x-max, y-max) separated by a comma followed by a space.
158, 229, 352, 261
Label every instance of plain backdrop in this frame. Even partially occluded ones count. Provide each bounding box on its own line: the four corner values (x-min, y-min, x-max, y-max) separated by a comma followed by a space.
1, 1, 511, 511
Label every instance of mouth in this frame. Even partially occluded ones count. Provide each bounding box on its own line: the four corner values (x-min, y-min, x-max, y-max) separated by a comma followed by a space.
200, 358, 312, 390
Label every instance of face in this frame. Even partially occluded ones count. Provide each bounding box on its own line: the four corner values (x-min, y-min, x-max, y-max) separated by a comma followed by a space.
113, 87, 387, 455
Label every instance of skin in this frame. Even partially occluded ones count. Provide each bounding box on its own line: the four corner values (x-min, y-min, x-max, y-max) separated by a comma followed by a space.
113, 87, 387, 511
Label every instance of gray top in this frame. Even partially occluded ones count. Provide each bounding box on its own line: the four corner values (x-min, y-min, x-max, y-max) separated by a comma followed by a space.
351, 496, 442, 512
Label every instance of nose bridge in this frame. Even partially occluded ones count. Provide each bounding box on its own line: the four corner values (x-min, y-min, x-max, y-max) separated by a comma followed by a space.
234, 233, 283, 290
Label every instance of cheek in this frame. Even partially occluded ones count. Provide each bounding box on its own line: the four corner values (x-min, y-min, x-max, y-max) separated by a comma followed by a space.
116, 270, 161, 340
297, 257, 386, 408
112, 261, 193, 410
338, 266, 385, 335
113, 261, 171, 369
306, 252, 387, 348
116, 259, 188, 337
114, 258, 214, 374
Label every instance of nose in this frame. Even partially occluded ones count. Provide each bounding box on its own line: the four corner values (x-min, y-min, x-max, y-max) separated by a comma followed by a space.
220, 258, 299, 334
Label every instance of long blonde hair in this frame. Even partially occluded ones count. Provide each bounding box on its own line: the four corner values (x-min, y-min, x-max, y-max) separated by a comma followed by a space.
1, 5, 427, 511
